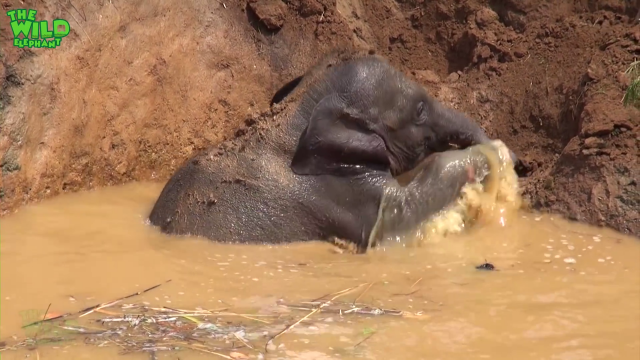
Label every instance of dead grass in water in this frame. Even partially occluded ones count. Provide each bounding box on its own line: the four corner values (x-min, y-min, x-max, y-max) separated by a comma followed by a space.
0, 280, 427, 359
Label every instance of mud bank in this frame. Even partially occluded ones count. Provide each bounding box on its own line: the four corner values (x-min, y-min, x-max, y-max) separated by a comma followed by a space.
1, 0, 639, 235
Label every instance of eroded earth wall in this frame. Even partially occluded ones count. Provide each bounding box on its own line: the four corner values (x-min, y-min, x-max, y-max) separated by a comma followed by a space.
1, 0, 639, 235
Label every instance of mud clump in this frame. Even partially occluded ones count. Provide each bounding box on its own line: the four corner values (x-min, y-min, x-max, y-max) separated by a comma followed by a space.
0, 0, 639, 236
247, 0, 288, 30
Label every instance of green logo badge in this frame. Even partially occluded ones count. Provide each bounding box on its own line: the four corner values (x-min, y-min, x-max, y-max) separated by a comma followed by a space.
6, 9, 70, 48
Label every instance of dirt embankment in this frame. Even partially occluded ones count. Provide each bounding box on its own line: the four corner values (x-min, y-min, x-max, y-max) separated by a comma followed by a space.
1, 0, 639, 235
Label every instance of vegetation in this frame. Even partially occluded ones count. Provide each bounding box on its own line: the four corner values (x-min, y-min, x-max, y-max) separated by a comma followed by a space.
622, 60, 640, 109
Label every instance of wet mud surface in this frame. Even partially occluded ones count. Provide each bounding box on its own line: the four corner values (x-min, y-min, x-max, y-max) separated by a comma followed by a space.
1, 0, 639, 235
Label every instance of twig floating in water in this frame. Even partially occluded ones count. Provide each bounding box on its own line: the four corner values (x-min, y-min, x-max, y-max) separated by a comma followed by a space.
391, 289, 420, 297
353, 282, 375, 305
33, 303, 52, 341
79, 279, 172, 317
353, 332, 376, 348
184, 344, 234, 359
22, 280, 172, 328
265, 283, 368, 352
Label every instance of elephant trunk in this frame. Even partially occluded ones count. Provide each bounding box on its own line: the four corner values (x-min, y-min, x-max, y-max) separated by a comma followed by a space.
429, 100, 491, 150
429, 100, 518, 164
368, 144, 495, 247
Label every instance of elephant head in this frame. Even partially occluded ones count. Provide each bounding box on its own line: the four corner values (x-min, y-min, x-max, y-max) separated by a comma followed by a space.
290, 56, 497, 177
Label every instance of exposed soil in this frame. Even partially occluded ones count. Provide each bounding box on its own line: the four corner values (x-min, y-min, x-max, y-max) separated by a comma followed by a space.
1, 0, 639, 235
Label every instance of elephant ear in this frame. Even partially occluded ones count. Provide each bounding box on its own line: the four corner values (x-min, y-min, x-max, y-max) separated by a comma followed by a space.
290, 94, 391, 176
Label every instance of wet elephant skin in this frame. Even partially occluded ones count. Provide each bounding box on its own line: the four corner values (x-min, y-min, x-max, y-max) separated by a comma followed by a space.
148, 54, 499, 252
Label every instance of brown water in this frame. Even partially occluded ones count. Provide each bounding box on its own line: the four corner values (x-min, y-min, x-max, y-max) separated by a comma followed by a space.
1, 182, 639, 360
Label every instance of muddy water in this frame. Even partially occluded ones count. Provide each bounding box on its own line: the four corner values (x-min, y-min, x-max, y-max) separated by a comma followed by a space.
1, 182, 639, 360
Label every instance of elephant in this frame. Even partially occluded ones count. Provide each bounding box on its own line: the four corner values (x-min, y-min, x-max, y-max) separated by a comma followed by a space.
147, 53, 512, 253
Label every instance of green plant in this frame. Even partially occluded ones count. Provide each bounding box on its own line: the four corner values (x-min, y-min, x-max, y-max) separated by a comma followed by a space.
622, 60, 640, 108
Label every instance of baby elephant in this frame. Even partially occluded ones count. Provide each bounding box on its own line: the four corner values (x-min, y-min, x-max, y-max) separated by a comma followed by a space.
148, 54, 509, 252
